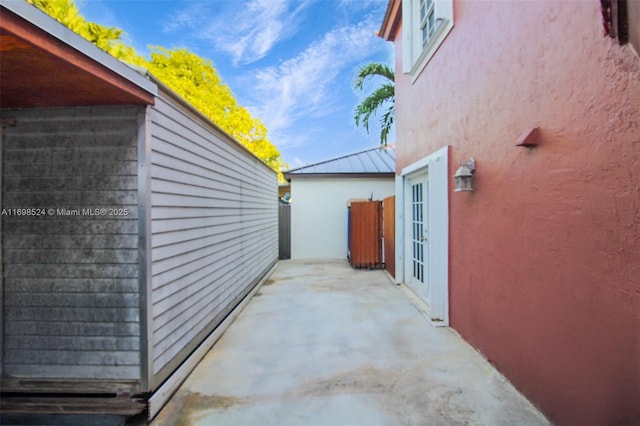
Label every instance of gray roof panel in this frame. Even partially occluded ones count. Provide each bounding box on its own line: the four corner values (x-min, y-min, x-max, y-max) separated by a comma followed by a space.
285, 146, 395, 176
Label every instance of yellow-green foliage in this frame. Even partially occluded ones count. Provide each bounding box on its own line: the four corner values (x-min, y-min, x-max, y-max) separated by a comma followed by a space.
27, 0, 286, 180
26, 0, 143, 65
145, 48, 285, 175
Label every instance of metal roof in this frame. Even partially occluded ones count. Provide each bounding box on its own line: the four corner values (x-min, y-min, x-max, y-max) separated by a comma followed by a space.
284, 146, 395, 178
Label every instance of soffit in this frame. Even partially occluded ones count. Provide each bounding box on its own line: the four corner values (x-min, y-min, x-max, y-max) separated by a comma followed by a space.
0, 4, 155, 108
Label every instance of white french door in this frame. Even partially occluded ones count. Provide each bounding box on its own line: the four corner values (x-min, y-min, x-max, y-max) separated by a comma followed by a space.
404, 171, 429, 304
397, 146, 449, 325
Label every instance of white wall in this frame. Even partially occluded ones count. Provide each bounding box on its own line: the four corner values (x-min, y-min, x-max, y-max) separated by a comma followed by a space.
149, 88, 278, 384
290, 177, 395, 259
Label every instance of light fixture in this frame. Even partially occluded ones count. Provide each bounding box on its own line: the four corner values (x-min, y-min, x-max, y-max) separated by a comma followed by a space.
454, 158, 475, 192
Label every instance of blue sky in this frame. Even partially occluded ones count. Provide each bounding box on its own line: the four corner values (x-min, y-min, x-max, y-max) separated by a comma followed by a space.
77, 0, 394, 169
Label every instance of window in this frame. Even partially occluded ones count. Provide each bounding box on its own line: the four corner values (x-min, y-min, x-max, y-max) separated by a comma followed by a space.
602, 0, 640, 55
403, 0, 454, 77
419, 0, 437, 47
631, 0, 640, 55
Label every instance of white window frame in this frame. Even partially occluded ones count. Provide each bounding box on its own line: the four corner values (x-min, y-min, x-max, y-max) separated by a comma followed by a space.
402, 0, 454, 78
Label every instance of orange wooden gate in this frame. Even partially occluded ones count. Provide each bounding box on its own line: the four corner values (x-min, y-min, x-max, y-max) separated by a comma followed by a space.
383, 196, 395, 278
348, 201, 383, 269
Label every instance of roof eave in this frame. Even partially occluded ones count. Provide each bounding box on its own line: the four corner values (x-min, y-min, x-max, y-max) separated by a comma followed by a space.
377, 0, 402, 42
0, 0, 156, 108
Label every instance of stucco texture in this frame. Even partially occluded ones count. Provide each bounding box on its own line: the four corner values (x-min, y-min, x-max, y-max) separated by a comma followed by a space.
392, 1, 640, 425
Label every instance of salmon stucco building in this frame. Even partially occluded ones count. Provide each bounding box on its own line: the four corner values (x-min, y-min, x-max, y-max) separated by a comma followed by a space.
379, 0, 640, 425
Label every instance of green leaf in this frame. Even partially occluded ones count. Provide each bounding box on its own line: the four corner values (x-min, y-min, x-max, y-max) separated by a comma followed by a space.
353, 62, 395, 145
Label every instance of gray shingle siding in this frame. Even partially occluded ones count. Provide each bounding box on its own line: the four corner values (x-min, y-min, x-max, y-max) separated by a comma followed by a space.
2, 105, 142, 381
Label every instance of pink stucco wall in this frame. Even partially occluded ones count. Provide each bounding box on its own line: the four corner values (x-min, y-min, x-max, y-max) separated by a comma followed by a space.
392, 1, 640, 425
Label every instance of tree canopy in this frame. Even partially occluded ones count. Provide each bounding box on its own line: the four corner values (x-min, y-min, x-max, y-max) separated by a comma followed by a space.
27, 0, 286, 179
145, 47, 284, 172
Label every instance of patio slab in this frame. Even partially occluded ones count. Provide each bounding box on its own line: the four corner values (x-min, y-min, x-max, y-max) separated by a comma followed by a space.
151, 259, 550, 426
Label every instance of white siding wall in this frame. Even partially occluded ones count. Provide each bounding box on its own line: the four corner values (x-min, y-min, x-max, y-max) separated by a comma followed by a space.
149, 90, 277, 381
290, 177, 395, 259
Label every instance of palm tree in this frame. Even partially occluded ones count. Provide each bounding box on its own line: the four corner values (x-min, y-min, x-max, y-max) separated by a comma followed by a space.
353, 63, 395, 145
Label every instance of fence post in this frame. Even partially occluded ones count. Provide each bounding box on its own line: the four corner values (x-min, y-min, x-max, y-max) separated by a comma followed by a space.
278, 204, 291, 259
383, 196, 396, 278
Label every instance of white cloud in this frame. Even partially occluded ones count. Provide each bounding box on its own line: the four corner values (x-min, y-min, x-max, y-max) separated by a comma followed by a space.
161, 1, 390, 157
162, 2, 210, 33
246, 14, 385, 148
201, 0, 309, 65
165, 0, 311, 66
292, 157, 306, 168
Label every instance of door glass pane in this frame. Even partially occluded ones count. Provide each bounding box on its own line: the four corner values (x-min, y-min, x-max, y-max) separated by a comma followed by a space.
411, 182, 425, 283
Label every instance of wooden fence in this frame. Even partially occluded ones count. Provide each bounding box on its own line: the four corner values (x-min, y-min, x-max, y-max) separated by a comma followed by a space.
383, 196, 395, 278
348, 201, 383, 269
347, 198, 395, 274
279, 203, 291, 259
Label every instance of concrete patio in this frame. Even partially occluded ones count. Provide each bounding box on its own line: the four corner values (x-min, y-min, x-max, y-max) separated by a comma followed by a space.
152, 260, 550, 426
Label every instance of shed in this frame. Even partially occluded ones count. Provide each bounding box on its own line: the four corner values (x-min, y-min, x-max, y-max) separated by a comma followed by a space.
0, 1, 277, 419
283, 146, 395, 259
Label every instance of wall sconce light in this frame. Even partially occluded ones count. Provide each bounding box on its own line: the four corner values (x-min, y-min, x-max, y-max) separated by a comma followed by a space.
454, 158, 475, 192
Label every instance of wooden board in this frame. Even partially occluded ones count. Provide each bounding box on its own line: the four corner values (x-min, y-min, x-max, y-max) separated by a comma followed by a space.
349, 201, 383, 269
383, 196, 396, 277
